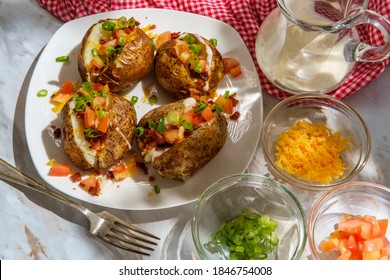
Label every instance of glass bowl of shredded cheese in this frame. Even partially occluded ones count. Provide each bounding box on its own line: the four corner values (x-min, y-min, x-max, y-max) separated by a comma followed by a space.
191, 173, 307, 260
262, 94, 371, 190
308, 181, 390, 260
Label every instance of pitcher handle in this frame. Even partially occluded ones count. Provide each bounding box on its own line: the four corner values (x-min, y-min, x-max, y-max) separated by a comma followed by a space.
346, 10, 390, 62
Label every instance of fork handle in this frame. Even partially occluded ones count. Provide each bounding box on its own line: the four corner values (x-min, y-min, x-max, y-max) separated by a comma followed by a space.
0, 158, 93, 217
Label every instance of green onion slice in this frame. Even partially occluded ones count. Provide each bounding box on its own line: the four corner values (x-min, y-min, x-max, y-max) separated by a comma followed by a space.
102, 21, 116, 32
194, 102, 207, 114
37, 89, 48, 97
209, 38, 218, 47
156, 118, 167, 134
117, 16, 128, 29
208, 210, 279, 260
134, 127, 144, 137
91, 48, 99, 57
166, 111, 179, 124
153, 185, 161, 194
148, 95, 157, 105
55, 56, 69, 62
130, 96, 138, 105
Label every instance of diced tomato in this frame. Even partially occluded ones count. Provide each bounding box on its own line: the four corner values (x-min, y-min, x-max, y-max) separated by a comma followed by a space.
346, 235, 358, 252
97, 112, 109, 133
84, 106, 97, 128
214, 94, 234, 115
337, 249, 352, 260
93, 96, 106, 108
79, 175, 100, 195
91, 56, 105, 69
363, 249, 381, 260
223, 57, 240, 74
229, 65, 242, 78
179, 49, 191, 64
182, 110, 204, 127
319, 214, 389, 260
60, 80, 76, 95
112, 162, 130, 180
320, 238, 339, 252
200, 106, 214, 122
115, 29, 127, 39
48, 163, 71, 176
155, 31, 172, 49
92, 83, 105, 91
374, 219, 389, 238
364, 237, 386, 252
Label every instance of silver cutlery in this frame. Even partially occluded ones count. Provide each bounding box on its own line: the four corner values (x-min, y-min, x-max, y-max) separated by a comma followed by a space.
0, 158, 159, 256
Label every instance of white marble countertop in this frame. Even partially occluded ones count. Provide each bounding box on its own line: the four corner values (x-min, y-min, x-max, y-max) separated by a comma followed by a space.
0, 0, 389, 260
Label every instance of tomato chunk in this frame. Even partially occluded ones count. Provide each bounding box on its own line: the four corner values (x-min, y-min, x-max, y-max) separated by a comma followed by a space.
49, 163, 71, 176
319, 214, 389, 260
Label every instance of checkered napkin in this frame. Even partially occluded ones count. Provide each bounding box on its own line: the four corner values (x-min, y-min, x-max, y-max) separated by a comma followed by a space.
37, 0, 390, 99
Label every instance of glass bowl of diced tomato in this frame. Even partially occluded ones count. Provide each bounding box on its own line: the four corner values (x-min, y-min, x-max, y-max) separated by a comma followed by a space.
308, 181, 390, 260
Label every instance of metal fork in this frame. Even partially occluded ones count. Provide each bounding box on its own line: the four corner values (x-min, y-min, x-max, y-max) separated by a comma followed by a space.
0, 158, 159, 256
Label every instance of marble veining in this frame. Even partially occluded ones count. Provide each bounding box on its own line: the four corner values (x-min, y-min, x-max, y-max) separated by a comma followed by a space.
0, 0, 389, 260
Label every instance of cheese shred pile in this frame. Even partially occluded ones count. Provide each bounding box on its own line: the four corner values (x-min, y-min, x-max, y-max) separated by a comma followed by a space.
275, 120, 351, 184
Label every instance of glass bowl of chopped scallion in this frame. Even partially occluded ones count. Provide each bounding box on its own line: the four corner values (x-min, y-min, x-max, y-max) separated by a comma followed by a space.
191, 173, 307, 260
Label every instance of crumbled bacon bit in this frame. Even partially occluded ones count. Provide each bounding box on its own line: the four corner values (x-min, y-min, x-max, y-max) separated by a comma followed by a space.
70, 172, 82, 182
230, 111, 241, 120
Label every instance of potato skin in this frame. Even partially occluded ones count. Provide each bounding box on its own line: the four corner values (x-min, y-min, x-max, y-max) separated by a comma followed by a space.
78, 19, 154, 93
136, 100, 227, 181
62, 93, 137, 170
154, 34, 225, 99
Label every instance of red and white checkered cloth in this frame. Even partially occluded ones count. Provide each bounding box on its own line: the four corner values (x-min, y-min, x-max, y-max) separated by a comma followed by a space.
37, 0, 390, 99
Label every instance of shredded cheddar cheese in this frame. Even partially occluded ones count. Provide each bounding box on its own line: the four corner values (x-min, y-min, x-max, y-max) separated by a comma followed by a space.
275, 120, 351, 184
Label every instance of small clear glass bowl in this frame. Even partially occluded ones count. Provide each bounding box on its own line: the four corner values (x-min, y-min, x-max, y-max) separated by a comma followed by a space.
308, 181, 390, 260
262, 94, 371, 191
191, 173, 307, 260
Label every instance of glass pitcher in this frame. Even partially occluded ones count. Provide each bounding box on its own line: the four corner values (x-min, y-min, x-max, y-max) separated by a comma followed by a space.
255, 0, 390, 94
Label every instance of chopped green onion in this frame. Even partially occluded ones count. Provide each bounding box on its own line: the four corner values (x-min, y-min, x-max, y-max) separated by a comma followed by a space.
102, 21, 116, 32
101, 90, 107, 98
224, 90, 230, 98
194, 102, 207, 114
167, 111, 179, 124
209, 38, 218, 47
180, 120, 193, 132
150, 38, 156, 50
55, 55, 69, 62
189, 44, 202, 55
117, 16, 128, 29
91, 48, 99, 57
84, 128, 100, 138
156, 117, 167, 134
207, 210, 279, 260
118, 35, 126, 46
130, 96, 138, 105
214, 104, 223, 113
37, 89, 48, 97
183, 34, 196, 44
148, 95, 157, 105
134, 127, 144, 137
153, 185, 161, 194
127, 17, 136, 27
147, 119, 156, 129
193, 65, 203, 73
105, 46, 115, 56
82, 82, 93, 90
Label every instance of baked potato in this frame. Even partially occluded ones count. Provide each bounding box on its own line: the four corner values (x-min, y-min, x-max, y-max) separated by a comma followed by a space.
61, 82, 137, 170
135, 97, 228, 181
154, 32, 225, 100
78, 17, 154, 93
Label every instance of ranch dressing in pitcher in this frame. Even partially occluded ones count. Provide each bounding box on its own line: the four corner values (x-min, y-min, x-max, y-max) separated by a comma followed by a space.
255, 0, 361, 94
